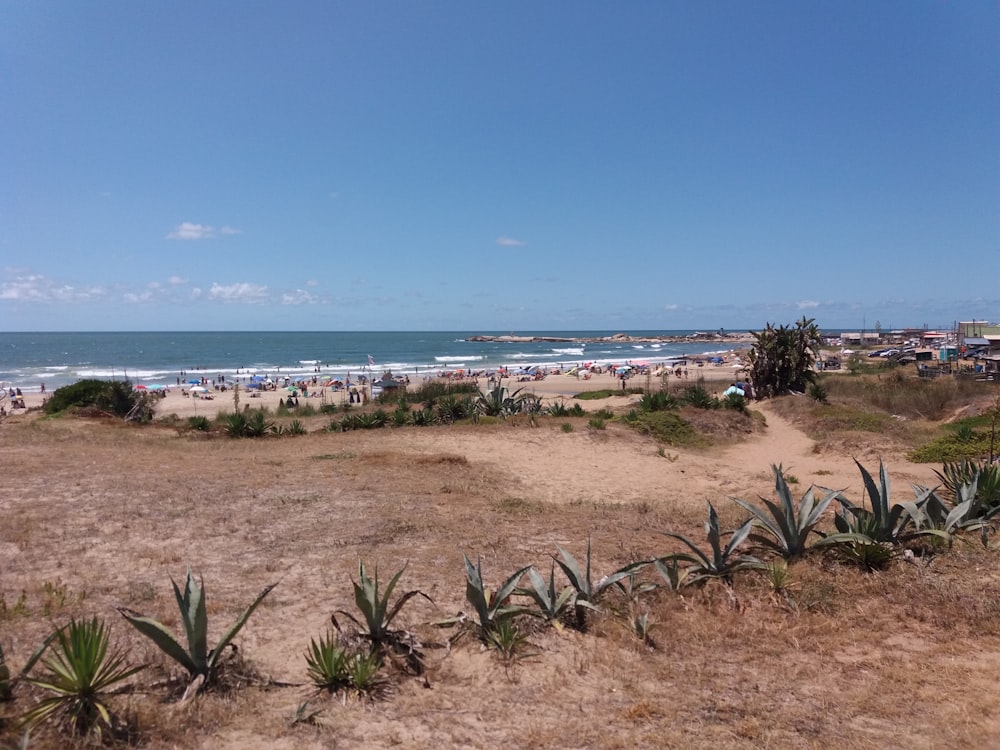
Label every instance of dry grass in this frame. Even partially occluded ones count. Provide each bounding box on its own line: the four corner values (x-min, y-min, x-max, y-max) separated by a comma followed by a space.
2, 411, 999, 748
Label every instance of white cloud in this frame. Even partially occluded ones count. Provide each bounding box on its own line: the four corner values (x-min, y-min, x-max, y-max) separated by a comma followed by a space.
281, 289, 317, 305
796, 300, 820, 309
208, 282, 269, 303
123, 291, 154, 304
0, 273, 106, 303
167, 275, 188, 285
497, 236, 526, 247
664, 303, 679, 311
306, 279, 319, 287
166, 222, 242, 240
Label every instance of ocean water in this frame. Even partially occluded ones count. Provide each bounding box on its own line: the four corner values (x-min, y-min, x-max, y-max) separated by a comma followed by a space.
0, 331, 748, 393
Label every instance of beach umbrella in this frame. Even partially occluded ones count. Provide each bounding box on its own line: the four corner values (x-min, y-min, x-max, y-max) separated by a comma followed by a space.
188, 379, 202, 385
134, 384, 147, 390
190, 386, 208, 393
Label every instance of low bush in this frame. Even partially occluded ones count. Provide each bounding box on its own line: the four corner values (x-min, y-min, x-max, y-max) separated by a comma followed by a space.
43, 379, 145, 418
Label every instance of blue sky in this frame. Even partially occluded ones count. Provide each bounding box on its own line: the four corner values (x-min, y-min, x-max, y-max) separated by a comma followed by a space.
2, 2, 997, 332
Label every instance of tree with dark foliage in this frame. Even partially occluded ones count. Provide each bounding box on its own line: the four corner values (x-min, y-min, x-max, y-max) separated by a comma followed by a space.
746, 317, 823, 399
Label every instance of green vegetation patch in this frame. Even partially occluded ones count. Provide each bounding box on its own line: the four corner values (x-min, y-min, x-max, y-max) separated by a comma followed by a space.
808, 404, 890, 433
42, 379, 142, 418
575, 387, 643, 400
907, 431, 993, 463
623, 410, 705, 447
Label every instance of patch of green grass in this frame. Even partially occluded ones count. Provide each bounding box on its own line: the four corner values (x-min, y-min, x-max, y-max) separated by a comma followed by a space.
561, 423, 573, 433
908, 432, 993, 463
575, 388, 643, 400
810, 404, 890, 433
623, 411, 705, 447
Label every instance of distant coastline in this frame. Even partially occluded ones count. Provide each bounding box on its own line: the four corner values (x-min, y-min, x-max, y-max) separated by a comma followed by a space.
466, 332, 754, 345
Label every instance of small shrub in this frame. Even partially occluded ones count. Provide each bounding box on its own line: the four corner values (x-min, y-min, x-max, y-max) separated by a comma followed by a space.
679, 382, 718, 410
187, 415, 211, 432
588, 417, 605, 430
22, 617, 144, 739
561, 423, 573, 433
808, 382, 829, 403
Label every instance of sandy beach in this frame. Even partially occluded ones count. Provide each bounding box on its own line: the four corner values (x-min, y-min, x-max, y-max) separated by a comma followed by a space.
5, 359, 746, 421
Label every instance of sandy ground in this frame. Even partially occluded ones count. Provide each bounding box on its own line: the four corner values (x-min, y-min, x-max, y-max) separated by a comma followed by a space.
2, 375, 995, 749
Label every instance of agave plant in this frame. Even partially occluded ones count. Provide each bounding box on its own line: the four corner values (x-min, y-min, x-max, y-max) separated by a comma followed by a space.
909, 481, 983, 538
660, 502, 764, 585
734, 464, 858, 559
652, 557, 691, 591
518, 561, 575, 629
553, 538, 648, 628
439, 555, 532, 638
934, 460, 1000, 519
118, 568, 276, 694
476, 383, 533, 417
22, 617, 144, 739
332, 561, 431, 672
831, 460, 927, 545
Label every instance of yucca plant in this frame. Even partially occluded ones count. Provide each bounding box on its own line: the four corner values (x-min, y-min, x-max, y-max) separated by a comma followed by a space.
554, 538, 648, 629
22, 617, 144, 739
223, 412, 249, 437
547, 401, 571, 417
304, 631, 351, 693
638, 391, 677, 413
734, 464, 858, 559
660, 502, 764, 585
836, 539, 896, 571
353, 410, 387, 429
118, 569, 276, 695
407, 408, 435, 426
484, 617, 529, 666
518, 561, 575, 629
243, 410, 274, 437
344, 650, 383, 696
285, 419, 307, 435
436, 394, 475, 423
